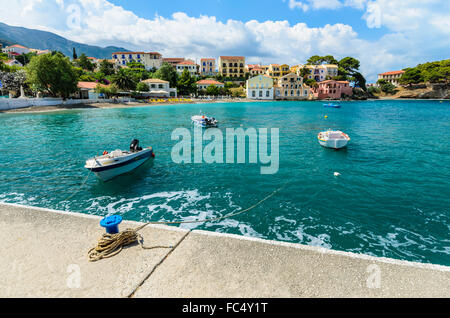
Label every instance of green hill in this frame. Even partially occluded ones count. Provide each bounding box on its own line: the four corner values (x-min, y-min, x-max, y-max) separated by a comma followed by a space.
0, 22, 129, 58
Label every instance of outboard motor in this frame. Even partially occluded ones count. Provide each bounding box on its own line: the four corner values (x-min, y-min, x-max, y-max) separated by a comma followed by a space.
130, 139, 142, 152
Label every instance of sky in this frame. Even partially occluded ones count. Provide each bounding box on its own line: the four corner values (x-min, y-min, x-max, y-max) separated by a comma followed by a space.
0, 0, 449, 82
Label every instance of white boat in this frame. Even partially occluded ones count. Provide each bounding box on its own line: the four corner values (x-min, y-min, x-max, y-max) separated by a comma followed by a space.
191, 115, 218, 128
85, 139, 154, 181
318, 130, 350, 149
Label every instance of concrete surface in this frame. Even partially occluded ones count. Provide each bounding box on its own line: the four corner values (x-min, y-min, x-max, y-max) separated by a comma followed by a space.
0, 203, 449, 298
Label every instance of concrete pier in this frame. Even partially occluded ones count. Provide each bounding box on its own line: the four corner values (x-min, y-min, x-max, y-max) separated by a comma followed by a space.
0, 202, 449, 298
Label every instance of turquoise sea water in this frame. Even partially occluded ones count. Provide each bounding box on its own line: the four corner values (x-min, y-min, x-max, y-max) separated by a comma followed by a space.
0, 100, 449, 265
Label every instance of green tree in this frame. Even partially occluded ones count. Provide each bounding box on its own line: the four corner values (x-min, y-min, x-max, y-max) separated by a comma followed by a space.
95, 83, 118, 98
377, 79, 397, 94
306, 55, 338, 65
99, 59, 116, 76
74, 53, 95, 71
299, 67, 310, 79
136, 82, 150, 92
177, 69, 197, 95
111, 68, 137, 91
15, 52, 37, 66
338, 57, 366, 90
206, 85, 219, 96
154, 62, 178, 88
25, 52, 78, 98
399, 68, 424, 86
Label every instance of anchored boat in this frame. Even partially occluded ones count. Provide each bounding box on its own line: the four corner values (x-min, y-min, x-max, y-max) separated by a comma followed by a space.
85, 139, 155, 181
318, 130, 350, 149
191, 115, 218, 128
323, 103, 341, 108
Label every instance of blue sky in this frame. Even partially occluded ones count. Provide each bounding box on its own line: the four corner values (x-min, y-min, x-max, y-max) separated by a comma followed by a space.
1, 0, 449, 82
108, 0, 388, 40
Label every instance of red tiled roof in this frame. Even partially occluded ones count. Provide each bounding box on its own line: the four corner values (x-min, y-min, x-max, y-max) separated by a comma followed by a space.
196, 79, 224, 85
379, 70, 405, 76
8, 44, 28, 49
163, 58, 185, 61
77, 82, 109, 89
178, 60, 196, 65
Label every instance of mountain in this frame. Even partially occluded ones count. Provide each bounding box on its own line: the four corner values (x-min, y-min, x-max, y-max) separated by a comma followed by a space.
0, 22, 130, 59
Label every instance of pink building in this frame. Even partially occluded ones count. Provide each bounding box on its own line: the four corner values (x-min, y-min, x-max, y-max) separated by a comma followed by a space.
312, 80, 353, 99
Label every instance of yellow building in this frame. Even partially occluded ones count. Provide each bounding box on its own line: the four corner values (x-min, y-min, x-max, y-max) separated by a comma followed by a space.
218, 56, 246, 78
274, 72, 311, 100
265, 64, 290, 82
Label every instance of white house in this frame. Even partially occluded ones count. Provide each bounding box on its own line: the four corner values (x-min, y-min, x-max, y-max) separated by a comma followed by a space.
112, 52, 163, 70
246, 75, 274, 100
141, 78, 177, 97
196, 79, 224, 91
3, 44, 31, 55
4, 59, 23, 67
176, 60, 198, 76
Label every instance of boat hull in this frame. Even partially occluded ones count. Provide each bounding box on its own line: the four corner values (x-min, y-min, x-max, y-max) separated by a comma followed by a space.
318, 139, 348, 149
86, 148, 153, 181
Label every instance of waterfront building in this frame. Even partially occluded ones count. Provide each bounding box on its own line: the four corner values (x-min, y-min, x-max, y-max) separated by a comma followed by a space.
246, 75, 274, 100
112, 52, 162, 70
76, 82, 109, 99
141, 78, 177, 97
311, 80, 353, 99
200, 58, 216, 76
176, 60, 198, 76
378, 70, 405, 86
196, 79, 225, 91
218, 56, 245, 78
274, 72, 310, 100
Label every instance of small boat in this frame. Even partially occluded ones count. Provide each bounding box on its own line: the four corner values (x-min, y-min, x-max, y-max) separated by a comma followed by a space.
85, 139, 155, 181
318, 130, 350, 149
191, 115, 218, 128
323, 103, 341, 108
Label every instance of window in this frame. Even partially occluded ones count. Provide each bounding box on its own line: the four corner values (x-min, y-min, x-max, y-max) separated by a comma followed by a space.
259, 91, 263, 97
266, 91, 270, 97
252, 91, 256, 97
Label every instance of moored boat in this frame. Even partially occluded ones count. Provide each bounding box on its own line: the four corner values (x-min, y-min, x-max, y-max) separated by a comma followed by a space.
318, 130, 350, 149
191, 115, 218, 128
85, 139, 154, 181
323, 103, 341, 108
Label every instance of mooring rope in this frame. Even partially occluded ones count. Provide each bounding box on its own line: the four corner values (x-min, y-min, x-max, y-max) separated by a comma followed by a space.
87, 182, 288, 262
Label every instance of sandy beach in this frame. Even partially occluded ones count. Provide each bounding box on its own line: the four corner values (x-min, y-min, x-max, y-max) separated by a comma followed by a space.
0, 98, 262, 114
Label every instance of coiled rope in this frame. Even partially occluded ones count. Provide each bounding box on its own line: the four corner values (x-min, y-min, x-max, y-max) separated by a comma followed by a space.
87, 182, 288, 262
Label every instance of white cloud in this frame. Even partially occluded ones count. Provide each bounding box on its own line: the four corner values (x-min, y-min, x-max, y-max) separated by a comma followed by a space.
0, 0, 448, 82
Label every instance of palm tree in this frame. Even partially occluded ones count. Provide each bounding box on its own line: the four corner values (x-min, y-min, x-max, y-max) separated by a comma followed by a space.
112, 69, 136, 91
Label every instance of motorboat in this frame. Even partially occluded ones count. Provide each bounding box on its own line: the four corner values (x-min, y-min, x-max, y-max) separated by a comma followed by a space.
318, 130, 350, 149
191, 115, 218, 128
323, 103, 341, 108
85, 139, 155, 181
